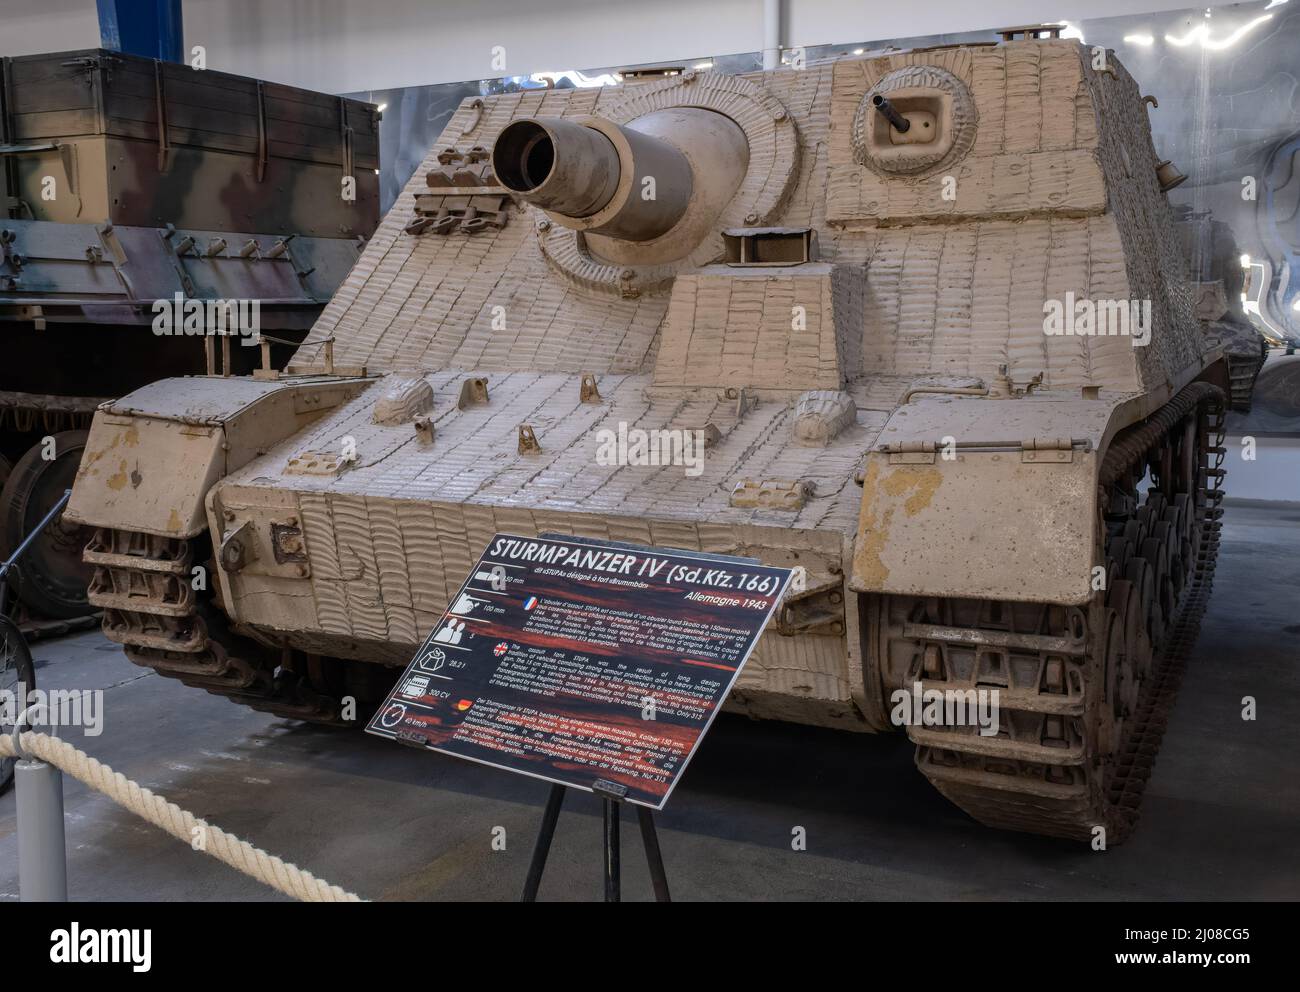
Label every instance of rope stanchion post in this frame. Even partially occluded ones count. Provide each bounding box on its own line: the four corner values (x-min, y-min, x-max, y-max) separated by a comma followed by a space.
11, 703, 69, 901
0, 730, 364, 902
15, 755, 68, 901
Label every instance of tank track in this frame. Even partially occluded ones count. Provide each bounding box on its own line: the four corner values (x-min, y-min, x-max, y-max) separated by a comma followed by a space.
83, 530, 396, 726
0, 392, 99, 435
1226, 352, 1265, 412
886, 381, 1226, 843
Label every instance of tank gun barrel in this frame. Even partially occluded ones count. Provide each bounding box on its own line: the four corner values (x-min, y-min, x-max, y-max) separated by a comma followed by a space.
492, 117, 627, 218
492, 111, 745, 244
492, 115, 695, 241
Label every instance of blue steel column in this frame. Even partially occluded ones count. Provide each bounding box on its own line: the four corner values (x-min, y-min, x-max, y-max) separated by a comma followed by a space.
96, 0, 184, 63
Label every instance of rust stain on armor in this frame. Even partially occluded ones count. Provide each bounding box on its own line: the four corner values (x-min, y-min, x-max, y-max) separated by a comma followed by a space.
884, 465, 942, 516
856, 462, 943, 585
106, 460, 130, 491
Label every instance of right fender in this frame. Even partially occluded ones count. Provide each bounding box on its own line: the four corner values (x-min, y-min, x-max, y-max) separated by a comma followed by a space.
67, 375, 373, 539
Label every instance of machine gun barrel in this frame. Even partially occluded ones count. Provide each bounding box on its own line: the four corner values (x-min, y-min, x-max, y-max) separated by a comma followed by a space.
871, 94, 911, 133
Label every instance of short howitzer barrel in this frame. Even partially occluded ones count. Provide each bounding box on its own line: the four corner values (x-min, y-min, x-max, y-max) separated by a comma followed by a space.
491, 114, 699, 242
492, 117, 623, 218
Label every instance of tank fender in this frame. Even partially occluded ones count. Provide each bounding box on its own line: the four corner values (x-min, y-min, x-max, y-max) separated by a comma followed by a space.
848, 396, 1124, 606
67, 413, 226, 539
66, 375, 373, 539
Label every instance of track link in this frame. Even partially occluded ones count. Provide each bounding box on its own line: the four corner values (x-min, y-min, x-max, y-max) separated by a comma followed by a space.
1226, 352, 1265, 412
84, 529, 395, 725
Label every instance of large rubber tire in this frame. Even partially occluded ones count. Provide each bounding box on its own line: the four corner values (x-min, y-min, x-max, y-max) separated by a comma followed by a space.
0, 431, 93, 620
0, 615, 36, 794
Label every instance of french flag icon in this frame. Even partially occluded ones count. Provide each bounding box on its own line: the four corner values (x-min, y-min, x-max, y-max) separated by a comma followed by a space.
523, 596, 539, 611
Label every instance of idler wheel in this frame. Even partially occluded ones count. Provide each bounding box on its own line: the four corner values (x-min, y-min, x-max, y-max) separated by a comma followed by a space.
1, 430, 94, 619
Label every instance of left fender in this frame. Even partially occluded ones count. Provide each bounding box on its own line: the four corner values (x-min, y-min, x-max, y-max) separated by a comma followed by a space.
849, 395, 1124, 606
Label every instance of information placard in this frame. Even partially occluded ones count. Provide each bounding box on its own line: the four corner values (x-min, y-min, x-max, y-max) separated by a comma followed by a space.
366, 533, 792, 808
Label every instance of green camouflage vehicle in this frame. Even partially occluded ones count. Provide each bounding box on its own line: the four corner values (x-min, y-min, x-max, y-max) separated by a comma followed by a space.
0, 50, 379, 621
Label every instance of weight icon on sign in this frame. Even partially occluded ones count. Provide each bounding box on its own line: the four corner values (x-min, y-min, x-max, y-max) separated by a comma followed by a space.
417, 646, 447, 673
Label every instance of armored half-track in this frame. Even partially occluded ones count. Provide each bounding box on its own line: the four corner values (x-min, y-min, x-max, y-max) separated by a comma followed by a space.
67, 33, 1232, 842
0, 50, 379, 620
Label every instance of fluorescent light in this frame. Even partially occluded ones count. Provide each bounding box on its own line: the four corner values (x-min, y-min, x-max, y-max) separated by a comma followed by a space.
529, 70, 620, 88
1166, 14, 1272, 49
1241, 254, 1252, 268
1124, 34, 1155, 45
692, 61, 714, 69
852, 48, 864, 55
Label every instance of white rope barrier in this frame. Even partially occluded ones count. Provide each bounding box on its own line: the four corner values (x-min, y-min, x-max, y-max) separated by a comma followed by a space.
2, 730, 364, 902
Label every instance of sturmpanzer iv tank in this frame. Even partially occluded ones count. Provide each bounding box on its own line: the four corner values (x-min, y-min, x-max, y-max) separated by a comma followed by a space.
66, 29, 1231, 841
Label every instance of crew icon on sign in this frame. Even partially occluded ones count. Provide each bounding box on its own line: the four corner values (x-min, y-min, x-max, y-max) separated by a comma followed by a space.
434, 619, 467, 645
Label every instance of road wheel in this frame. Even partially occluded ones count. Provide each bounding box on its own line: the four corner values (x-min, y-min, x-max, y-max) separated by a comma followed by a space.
0, 431, 93, 619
